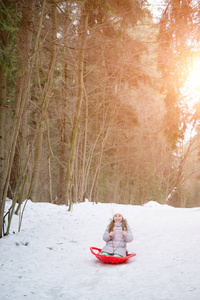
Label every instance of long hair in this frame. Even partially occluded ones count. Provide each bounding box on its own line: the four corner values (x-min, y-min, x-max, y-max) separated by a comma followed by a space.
108, 215, 128, 232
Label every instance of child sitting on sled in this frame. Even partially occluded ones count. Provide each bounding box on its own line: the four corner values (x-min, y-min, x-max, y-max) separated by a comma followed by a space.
100, 213, 133, 257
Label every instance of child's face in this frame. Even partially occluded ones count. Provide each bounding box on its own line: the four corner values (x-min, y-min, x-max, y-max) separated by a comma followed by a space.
114, 213, 123, 223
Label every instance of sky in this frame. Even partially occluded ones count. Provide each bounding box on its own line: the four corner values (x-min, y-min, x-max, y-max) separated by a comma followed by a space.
147, 0, 167, 22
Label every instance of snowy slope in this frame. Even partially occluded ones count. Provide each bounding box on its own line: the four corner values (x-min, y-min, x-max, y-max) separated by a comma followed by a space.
0, 200, 200, 300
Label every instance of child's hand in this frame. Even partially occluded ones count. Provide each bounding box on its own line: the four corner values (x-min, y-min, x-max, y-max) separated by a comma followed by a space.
109, 231, 114, 237
123, 231, 127, 237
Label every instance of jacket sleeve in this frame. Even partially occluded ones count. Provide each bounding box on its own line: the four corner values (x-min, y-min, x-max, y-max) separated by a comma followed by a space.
124, 223, 133, 243
103, 225, 111, 242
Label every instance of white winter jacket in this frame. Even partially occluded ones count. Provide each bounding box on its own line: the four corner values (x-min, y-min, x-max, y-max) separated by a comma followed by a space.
101, 222, 133, 257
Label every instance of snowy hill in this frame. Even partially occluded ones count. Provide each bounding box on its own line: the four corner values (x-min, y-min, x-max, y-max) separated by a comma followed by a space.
0, 200, 200, 300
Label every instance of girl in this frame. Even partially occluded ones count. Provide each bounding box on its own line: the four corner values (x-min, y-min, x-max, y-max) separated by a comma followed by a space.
100, 213, 133, 257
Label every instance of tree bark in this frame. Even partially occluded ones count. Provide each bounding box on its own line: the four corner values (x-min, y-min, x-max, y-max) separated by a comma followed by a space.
0, 68, 7, 232
58, 37, 67, 204
14, 0, 47, 214
0, 0, 36, 238
29, 0, 57, 201
65, 6, 88, 210
78, 87, 88, 202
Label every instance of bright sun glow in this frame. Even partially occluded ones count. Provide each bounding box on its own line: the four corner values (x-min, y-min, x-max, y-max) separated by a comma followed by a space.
185, 57, 200, 94
181, 57, 200, 142
181, 57, 200, 111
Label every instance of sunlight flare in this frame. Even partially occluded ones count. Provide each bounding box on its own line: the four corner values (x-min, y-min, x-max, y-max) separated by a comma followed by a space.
185, 57, 200, 92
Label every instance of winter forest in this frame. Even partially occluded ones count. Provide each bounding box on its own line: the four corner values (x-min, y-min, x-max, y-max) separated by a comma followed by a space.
1, 0, 200, 238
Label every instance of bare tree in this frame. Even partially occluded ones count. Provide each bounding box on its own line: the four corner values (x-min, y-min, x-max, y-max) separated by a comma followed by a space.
65, 3, 88, 210
0, 0, 36, 238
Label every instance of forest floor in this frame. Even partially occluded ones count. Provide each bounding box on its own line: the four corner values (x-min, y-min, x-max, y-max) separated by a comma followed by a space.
1, 199, 200, 300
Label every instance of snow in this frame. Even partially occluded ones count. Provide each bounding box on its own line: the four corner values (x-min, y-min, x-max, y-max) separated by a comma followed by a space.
1, 200, 200, 300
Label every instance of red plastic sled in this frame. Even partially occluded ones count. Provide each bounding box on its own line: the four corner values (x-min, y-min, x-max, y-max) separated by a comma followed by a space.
90, 247, 136, 264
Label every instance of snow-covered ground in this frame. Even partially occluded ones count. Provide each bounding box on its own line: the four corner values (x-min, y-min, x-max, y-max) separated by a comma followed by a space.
1, 199, 200, 300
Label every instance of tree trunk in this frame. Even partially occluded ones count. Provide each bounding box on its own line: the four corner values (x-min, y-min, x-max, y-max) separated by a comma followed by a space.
78, 88, 88, 202
11, 100, 28, 207
29, 118, 45, 201
65, 7, 88, 210
14, 0, 47, 213
0, 68, 7, 178
58, 38, 67, 204
29, 0, 57, 202
0, 68, 8, 236
0, 0, 36, 238
89, 128, 108, 202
